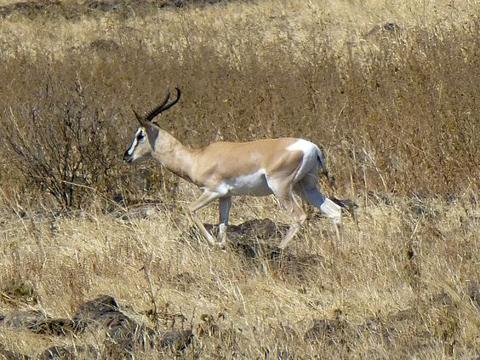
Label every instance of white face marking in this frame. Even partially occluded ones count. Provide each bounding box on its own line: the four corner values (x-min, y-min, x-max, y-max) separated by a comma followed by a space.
127, 138, 138, 156
127, 128, 145, 156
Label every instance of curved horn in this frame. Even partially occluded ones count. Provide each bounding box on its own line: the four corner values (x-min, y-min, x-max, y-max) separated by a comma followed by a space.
144, 90, 171, 121
156, 88, 181, 114
132, 88, 181, 125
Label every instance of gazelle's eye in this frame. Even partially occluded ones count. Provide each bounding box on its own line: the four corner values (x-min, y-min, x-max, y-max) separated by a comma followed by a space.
137, 132, 145, 140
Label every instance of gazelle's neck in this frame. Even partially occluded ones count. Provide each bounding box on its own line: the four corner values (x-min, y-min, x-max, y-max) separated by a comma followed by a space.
150, 129, 197, 183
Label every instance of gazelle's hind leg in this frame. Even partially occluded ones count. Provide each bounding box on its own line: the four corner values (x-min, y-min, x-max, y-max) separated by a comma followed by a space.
267, 177, 307, 250
217, 196, 232, 247
188, 190, 224, 246
295, 179, 343, 241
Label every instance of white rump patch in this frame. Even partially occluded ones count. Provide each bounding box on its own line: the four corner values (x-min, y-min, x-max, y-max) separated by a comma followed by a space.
286, 139, 316, 153
287, 139, 320, 182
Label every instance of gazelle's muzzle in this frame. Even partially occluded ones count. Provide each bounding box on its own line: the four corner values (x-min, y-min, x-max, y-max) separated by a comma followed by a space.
123, 150, 133, 164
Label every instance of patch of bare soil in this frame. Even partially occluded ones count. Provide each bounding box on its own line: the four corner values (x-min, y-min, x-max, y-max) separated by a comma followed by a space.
188, 219, 326, 282
184, 218, 286, 258
221, 218, 288, 259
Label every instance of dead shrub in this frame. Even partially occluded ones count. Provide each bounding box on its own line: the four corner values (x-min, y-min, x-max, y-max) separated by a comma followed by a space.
0, 73, 118, 210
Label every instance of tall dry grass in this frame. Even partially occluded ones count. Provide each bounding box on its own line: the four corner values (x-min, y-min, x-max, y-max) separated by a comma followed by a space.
0, 0, 479, 206
0, 0, 479, 358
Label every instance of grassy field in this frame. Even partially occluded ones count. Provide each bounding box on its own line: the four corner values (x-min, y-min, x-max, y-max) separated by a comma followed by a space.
0, 0, 479, 358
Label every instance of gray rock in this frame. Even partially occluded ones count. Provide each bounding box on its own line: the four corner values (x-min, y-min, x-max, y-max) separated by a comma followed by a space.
159, 330, 193, 351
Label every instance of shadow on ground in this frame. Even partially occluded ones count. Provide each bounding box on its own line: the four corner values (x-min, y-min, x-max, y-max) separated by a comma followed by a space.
185, 219, 326, 282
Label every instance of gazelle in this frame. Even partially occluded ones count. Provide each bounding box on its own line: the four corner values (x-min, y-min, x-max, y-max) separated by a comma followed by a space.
124, 88, 342, 249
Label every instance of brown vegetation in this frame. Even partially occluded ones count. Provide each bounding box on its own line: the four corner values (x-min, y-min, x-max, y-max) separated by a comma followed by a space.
0, 0, 479, 358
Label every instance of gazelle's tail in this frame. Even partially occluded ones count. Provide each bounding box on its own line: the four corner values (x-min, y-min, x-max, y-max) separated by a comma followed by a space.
315, 145, 359, 222
315, 146, 336, 189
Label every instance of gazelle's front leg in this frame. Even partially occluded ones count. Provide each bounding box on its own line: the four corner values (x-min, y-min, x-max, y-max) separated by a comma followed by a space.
218, 196, 232, 247
188, 190, 223, 246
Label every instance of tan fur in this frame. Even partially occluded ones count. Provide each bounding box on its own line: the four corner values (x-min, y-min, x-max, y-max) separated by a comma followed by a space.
157, 137, 299, 187
146, 131, 306, 190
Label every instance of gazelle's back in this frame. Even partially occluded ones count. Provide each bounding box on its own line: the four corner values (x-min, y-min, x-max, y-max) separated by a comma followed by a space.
192, 137, 321, 189
197, 137, 304, 169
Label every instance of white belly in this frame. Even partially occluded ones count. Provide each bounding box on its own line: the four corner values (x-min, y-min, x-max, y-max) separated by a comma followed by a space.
218, 170, 272, 196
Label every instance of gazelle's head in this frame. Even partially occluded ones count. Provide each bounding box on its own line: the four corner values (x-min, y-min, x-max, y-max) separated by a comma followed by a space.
123, 88, 181, 164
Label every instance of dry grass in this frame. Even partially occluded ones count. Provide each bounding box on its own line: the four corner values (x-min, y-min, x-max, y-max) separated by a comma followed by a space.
0, 0, 479, 358
0, 197, 479, 358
